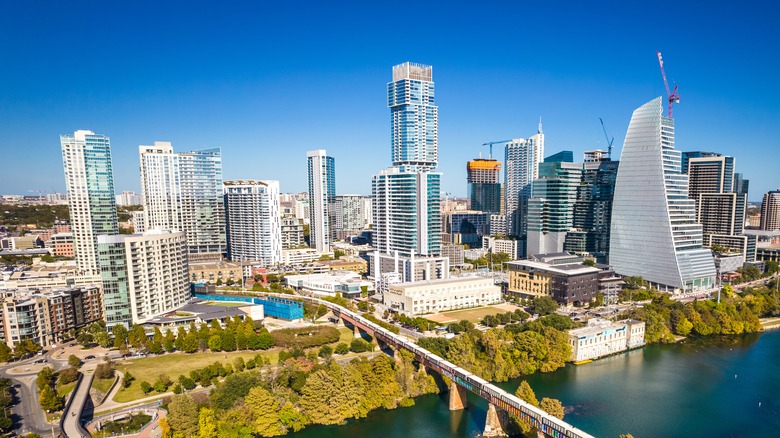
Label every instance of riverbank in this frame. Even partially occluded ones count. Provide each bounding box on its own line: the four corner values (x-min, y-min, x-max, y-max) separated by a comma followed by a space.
760, 317, 780, 330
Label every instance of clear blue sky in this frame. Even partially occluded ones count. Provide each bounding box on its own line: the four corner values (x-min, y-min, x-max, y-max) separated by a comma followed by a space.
1, 1, 778, 201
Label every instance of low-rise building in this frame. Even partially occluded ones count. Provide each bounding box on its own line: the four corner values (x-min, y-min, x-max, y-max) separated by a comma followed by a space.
285, 270, 373, 297
189, 259, 242, 284
441, 244, 465, 267
318, 257, 368, 273
567, 318, 645, 362
281, 248, 330, 265
506, 253, 600, 305
482, 236, 520, 260
50, 232, 74, 257
384, 276, 501, 315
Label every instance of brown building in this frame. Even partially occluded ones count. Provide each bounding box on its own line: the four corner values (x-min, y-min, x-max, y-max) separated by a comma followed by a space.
507, 254, 600, 306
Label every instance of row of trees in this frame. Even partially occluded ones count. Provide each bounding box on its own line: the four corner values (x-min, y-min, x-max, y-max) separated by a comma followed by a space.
481, 309, 530, 328
0, 378, 13, 432
0, 338, 41, 362
418, 314, 573, 382
269, 326, 340, 349
161, 351, 438, 437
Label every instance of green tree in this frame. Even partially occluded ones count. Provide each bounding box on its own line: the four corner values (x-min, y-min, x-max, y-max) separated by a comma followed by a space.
0, 343, 12, 362
112, 324, 128, 349
515, 381, 539, 407
36, 367, 54, 391
163, 330, 176, 352
38, 386, 61, 411
278, 402, 306, 433
529, 296, 558, 316
139, 381, 152, 394
245, 387, 283, 436
334, 342, 349, 355
318, 345, 333, 359
208, 335, 222, 352
122, 371, 135, 388
167, 394, 200, 437
67, 354, 81, 368
57, 367, 79, 385
540, 397, 565, 419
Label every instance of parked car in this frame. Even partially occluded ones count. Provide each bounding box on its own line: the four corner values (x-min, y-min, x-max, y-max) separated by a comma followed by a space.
33, 358, 47, 364
84, 355, 96, 360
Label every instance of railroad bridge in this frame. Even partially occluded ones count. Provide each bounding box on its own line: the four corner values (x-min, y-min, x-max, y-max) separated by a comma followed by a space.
306, 298, 595, 438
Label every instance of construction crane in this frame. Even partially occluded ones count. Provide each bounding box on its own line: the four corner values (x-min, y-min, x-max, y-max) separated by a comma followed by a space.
656, 51, 680, 117
599, 117, 614, 159
481, 140, 512, 159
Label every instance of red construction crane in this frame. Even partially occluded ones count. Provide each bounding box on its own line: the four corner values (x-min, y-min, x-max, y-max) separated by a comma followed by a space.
656, 51, 680, 117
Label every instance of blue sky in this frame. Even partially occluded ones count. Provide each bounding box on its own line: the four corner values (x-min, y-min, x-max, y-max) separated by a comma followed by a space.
1, 1, 778, 201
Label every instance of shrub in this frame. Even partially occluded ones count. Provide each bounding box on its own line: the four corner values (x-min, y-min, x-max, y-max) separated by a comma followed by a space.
270, 326, 341, 349
57, 367, 79, 385
139, 381, 152, 394
334, 342, 349, 355
349, 338, 373, 353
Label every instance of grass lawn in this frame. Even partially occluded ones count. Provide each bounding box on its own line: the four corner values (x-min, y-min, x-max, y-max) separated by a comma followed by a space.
113, 350, 278, 403
202, 301, 246, 307
426, 305, 512, 323
57, 380, 77, 399
92, 375, 116, 395
337, 327, 356, 345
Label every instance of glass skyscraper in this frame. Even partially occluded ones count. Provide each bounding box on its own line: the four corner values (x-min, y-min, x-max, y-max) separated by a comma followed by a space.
466, 158, 502, 214
61, 130, 119, 275
526, 157, 582, 257
610, 97, 715, 292
224, 180, 282, 265
504, 125, 544, 238
307, 149, 336, 253
388, 62, 437, 171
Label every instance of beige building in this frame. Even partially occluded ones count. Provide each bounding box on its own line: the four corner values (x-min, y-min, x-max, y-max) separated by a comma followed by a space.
568, 318, 645, 362
385, 276, 501, 315
189, 259, 242, 284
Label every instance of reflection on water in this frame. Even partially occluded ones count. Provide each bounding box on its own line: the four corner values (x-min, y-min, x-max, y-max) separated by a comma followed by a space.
292, 331, 780, 438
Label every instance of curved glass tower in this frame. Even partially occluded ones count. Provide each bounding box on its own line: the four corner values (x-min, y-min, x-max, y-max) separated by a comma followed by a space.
609, 97, 715, 292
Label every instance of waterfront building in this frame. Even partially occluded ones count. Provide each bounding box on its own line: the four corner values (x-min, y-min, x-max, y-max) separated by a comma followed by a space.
307, 150, 336, 253
564, 151, 619, 262
609, 97, 716, 292
687, 155, 746, 239
280, 216, 305, 249
60, 130, 119, 276
504, 124, 544, 239
567, 318, 646, 362
224, 180, 282, 266
384, 276, 501, 316
139, 142, 227, 256
1, 285, 103, 350
681, 151, 721, 174
281, 248, 329, 266
467, 158, 502, 213
526, 155, 581, 257
760, 189, 780, 231
506, 254, 600, 305
372, 62, 443, 281
97, 230, 190, 327
371, 252, 449, 283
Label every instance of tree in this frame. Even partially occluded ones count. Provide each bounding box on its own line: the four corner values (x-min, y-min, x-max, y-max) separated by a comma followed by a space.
94, 363, 114, 380
112, 324, 128, 349
540, 397, 565, 419
39, 386, 61, 411
62, 354, 80, 368
208, 335, 222, 352
36, 367, 54, 391
245, 387, 283, 436
0, 343, 11, 362
94, 329, 112, 348
233, 357, 245, 372
139, 381, 152, 394
318, 345, 333, 359
122, 371, 135, 388
167, 394, 199, 438
350, 338, 372, 353
515, 381, 539, 407
57, 367, 79, 385
278, 402, 306, 433
198, 408, 218, 438
164, 330, 176, 352
334, 342, 349, 355
529, 296, 558, 316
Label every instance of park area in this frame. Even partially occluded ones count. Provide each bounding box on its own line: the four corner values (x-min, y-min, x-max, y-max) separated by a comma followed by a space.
425, 303, 522, 324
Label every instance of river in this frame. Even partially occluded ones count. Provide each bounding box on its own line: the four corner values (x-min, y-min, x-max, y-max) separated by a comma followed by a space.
291, 330, 780, 437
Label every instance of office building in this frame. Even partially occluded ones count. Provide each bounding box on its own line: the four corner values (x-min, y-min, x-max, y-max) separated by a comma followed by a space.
285, 271, 373, 298
505, 124, 544, 239
507, 254, 601, 305
760, 190, 780, 231
609, 97, 715, 292
384, 276, 501, 316
139, 142, 226, 256
371, 62, 443, 281
98, 230, 190, 327
444, 211, 490, 248
307, 150, 336, 253
564, 151, 619, 262
527, 155, 581, 257
60, 130, 119, 275
467, 158, 502, 213
224, 180, 282, 266
441, 243, 465, 267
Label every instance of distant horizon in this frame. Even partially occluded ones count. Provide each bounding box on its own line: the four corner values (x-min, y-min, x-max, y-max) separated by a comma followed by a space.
2, 2, 778, 200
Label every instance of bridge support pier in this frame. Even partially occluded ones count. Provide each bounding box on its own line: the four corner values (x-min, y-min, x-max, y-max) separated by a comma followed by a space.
483, 403, 507, 437
448, 381, 468, 411
354, 325, 361, 338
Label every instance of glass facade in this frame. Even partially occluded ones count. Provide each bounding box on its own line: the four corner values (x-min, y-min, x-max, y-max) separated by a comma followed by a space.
609, 97, 715, 292
224, 180, 282, 265
388, 62, 437, 171
306, 150, 336, 253
61, 130, 119, 275
527, 160, 582, 256
504, 132, 544, 237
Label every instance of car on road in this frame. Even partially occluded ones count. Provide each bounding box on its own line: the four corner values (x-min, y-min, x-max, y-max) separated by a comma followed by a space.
33, 358, 47, 364
84, 355, 96, 360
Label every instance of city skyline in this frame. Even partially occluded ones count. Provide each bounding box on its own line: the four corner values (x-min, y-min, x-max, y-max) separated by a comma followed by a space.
1, 2, 778, 200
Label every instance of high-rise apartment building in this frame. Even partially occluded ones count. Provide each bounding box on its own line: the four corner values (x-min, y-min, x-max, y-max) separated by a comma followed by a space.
504, 124, 544, 238
372, 62, 444, 282
333, 194, 367, 233
467, 158, 502, 214
610, 97, 715, 292
306, 150, 336, 253
139, 142, 226, 256
526, 156, 582, 257
281, 216, 305, 249
760, 189, 780, 231
224, 180, 282, 265
60, 130, 119, 275
564, 150, 619, 262
98, 230, 190, 327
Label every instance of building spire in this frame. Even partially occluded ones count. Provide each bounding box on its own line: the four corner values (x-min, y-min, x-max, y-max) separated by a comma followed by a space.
538, 116, 543, 134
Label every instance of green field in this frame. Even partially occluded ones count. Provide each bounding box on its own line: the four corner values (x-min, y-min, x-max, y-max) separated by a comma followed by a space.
113, 350, 278, 403
57, 380, 77, 399
92, 375, 116, 397
426, 305, 514, 323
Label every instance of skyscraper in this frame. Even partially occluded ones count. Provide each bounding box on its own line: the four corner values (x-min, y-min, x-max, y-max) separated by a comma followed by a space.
504, 124, 544, 238
610, 97, 715, 292
687, 155, 746, 240
307, 150, 336, 253
332, 194, 368, 236
526, 155, 582, 257
466, 158, 501, 213
139, 142, 227, 257
224, 180, 282, 265
760, 189, 780, 231
372, 62, 446, 282
61, 130, 119, 275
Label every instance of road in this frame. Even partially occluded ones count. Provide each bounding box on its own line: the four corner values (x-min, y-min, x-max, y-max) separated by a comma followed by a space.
62, 370, 93, 438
